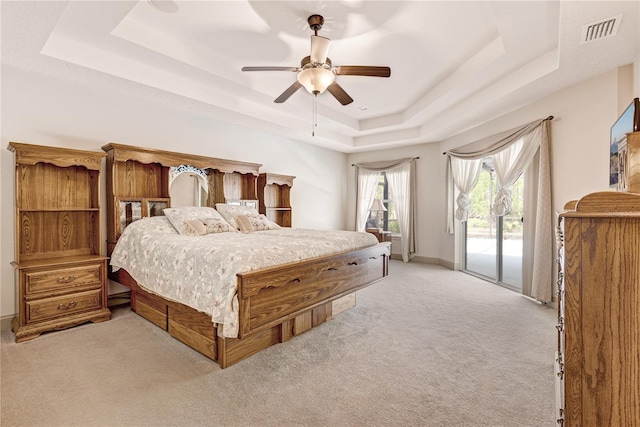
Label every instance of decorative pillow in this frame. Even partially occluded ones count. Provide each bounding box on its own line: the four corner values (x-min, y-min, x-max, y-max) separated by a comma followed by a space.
184, 219, 207, 236
215, 203, 261, 230
163, 206, 234, 235
236, 213, 281, 233
203, 217, 236, 234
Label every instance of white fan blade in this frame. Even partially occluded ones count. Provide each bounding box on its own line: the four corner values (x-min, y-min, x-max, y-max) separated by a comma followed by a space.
310, 35, 330, 64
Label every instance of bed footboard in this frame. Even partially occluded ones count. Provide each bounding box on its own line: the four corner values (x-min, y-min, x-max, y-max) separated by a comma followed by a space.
236, 242, 390, 338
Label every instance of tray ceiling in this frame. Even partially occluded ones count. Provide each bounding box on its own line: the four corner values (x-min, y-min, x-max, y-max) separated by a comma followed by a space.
2, 1, 639, 152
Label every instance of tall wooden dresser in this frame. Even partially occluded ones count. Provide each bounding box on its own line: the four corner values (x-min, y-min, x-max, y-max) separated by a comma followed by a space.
556, 191, 640, 425
9, 142, 111, 342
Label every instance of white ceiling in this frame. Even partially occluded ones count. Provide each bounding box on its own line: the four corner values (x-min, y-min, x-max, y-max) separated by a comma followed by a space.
2, 1, 639, 152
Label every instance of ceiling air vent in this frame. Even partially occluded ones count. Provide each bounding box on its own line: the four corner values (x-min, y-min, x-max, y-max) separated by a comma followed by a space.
580, 14, 623, 44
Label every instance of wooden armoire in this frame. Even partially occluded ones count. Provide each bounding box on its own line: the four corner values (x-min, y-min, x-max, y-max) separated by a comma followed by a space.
9, 142, 111, 342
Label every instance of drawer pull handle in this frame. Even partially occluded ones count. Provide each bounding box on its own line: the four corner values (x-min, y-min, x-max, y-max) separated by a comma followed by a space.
555, 354, 565, 380
57, 301, 77, 310
57, 275, 77, 283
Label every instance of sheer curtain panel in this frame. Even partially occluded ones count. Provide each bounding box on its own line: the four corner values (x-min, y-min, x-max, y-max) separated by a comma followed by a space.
385, 160, 417, 262
492, 126, 541, 216
449, 156, 482, 222
355, 168, 380, 232
354, 158, 418, 262
525, 121, 553, 302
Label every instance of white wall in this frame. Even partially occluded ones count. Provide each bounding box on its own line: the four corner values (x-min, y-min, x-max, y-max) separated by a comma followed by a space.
634, 58, 640, 96
348, 65, 633, 268
0, 65, 347, 321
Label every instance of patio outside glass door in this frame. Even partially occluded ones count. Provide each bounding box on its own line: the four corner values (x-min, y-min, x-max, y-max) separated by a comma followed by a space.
463, 158, 524, 290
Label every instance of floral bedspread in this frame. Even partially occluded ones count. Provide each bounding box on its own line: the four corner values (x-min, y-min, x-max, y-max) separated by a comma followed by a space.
110, 216, 378, 338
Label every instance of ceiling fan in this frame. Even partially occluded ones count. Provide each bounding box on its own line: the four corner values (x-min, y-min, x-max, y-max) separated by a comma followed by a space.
242, 14, 391, 106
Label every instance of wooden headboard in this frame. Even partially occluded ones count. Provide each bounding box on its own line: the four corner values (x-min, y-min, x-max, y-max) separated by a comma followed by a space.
101, 143, 262, 256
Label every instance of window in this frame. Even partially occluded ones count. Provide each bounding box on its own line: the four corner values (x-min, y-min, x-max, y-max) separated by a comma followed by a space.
367, 173, 399, 233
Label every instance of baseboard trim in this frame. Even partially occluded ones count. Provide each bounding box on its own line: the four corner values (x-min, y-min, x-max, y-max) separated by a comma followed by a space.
390, 255, 456, 270
1, 315, 14, 332
438, 259, 457, 270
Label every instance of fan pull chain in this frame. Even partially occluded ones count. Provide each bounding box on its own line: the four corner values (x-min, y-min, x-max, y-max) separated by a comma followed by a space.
312, 93, 318, 137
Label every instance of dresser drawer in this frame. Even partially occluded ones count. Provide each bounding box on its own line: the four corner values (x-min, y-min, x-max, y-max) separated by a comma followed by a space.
25, 263, 103, 295
26, 289, 103, 323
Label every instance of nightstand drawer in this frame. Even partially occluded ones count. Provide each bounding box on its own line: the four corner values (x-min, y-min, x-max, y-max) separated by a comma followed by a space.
25, 263, 103, 295
26, 289, 103, 323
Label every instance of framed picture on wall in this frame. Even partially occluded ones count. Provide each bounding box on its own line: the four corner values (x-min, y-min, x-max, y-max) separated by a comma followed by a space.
610, 98, 640, 188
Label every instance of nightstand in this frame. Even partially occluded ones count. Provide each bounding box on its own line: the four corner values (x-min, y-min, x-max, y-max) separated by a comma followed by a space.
365, 228, 392, 243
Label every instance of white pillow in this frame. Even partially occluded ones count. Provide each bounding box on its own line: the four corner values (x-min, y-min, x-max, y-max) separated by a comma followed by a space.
215, 203, 261, 230
163, 206, 235, 235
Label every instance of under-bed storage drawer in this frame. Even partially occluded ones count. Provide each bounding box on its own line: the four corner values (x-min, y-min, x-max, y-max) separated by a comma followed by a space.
135, 291, 168, 330
168, 306, 217, 360
133, 289, 217, 360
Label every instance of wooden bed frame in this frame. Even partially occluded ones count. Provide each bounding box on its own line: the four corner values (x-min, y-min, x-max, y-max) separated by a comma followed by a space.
102, 143, 390, 368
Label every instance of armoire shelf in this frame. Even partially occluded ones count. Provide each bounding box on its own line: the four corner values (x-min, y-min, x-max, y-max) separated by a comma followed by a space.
8, 142, 111, 342
257, 173, 294, 227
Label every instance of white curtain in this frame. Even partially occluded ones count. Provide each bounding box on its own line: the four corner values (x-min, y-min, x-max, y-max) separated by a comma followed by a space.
355, 168, 380, 232
492, 126, 541, 216
386, 161, 416, 262
354, 158, 417, 262
449, 156, 483, 222
527, 122, 553, 302
444, 117, 553, 302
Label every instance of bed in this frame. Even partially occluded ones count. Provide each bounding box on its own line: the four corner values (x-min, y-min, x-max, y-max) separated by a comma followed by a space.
103, 143, 390, 368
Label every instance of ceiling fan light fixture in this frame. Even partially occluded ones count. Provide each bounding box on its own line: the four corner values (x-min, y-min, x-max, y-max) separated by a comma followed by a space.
297, 67, 335, 94
241, 13, 390, 110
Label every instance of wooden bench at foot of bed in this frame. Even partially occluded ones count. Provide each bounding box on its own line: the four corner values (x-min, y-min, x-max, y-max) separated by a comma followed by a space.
112, 242, 390, 368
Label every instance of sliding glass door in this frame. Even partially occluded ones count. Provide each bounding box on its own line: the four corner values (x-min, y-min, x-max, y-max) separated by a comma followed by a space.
464, 162, 497, 280
500, 186, 523, 289
463, 158, 524, 290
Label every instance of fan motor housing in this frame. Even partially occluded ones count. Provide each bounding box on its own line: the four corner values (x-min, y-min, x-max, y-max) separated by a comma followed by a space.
301, 55, 332, 68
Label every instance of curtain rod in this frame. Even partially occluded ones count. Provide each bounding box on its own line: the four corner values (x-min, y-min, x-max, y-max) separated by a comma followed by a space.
351, 156, 419, 166
441, 116, 555, 155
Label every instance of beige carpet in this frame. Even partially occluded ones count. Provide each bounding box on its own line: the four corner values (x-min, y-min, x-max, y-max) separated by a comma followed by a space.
0, 261, 557, 426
